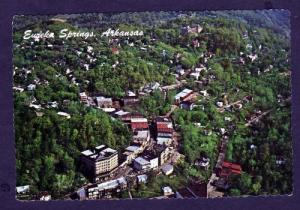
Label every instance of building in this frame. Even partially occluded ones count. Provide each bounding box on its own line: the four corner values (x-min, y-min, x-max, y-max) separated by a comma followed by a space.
131, 118, 149, 132
16, 185, 30, 194
137, 174, 148, 184
133, 157, 151, 171
157, 137, 172, 146
189, 71, 200, 80
156, 117, 173, 145
161, 164, 174, 176
114, 110, 131, 122
80, 145, 118, 182
181, 24, 203, 35
133, 130, 150, 145
219, 161, 242, 177
123, 96, 139, 106
125, 145, 143, 154
96, 96, 113, 108
133, 152, 159, 172
180, 101, 197, 111
87, 176, 127, 199
174, 89, 193, 104
79, 92, 88, 103
27, 84, 36, 91
162, 186, 174, 196
57, 111, 71, 119
154, 145, 172, 166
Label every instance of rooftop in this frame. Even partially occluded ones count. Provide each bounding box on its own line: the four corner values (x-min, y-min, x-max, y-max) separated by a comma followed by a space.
134, 157, 150, 166
81, 145, 117, 161
125, 145, 141, 152
175, 89, 193, 100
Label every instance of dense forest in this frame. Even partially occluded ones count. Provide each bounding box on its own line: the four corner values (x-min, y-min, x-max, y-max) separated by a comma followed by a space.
13, 10, 292, 198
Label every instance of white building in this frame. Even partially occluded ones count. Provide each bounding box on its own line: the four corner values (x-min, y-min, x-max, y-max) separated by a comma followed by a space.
162, 186, 173, 196
133, 157, 151, 171
137, 174, 148, 184
57, 112, 71, 119
16, 185, 30, 194
27, 84, 36, 91
174, 89, 193, 103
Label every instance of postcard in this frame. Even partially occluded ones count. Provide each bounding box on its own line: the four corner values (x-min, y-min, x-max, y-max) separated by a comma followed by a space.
12, 10, 292, 200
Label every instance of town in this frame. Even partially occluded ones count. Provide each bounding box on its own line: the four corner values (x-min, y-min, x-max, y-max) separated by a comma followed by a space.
13, 11, 292, 200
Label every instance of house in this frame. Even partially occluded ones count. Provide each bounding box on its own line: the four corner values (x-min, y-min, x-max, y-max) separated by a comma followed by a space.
100, 107, 116, 113
47, 101, 58, 108
13, 86, 24, 92
125, 145, 143, 155
161, 164, 174, 175
180, 101, 197, 111
96, 96, 113, 108
131, 118, 148, 131
123, 96, 139, 106
27, 84, 36, 91
189, 72, 200, 80
57, 112, 71, 119
181, 24, 203, 35
154, 145, 172, 166
156, 117, 173, 133
162, 186, 173, 196
133, 130, 150, 145
79, 92, 88, 103
137, 174, 148, 184
143, 152, 159, 169
87, 176, 127, 199
29, 103, 42, 110
157, 137, 172, 146
175, 89, 193, 104
216, 101, 224, 108
114, 110, 131, 122
133, 157, 151, 171
142, 82, 161, 93
16, 185, 30, 194
80, 145, 118, 182
217, 161, 242, 178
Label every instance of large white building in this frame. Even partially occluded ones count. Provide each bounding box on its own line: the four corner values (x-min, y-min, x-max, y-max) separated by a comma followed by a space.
81, 145, 118, 182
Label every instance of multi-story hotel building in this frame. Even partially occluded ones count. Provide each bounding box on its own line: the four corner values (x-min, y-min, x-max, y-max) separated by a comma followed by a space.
80, 145, 118, 182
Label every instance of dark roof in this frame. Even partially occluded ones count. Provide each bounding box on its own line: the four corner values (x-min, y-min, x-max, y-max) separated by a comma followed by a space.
187, 182, 207, 197
176, 188, 194, 198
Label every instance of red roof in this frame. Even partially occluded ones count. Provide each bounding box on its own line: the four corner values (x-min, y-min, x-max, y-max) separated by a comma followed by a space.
111, 48, 120, 54
131, 122, 148, 130
221, 161, 242, 175
157, 123, 169, 129
157, 127, 173, 133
